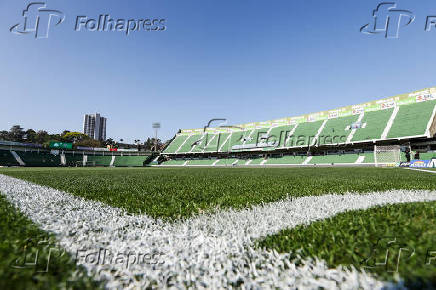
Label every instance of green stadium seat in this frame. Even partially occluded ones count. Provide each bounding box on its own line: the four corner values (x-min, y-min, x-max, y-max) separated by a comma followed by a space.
163, 134, 189, 154
65, 153, 84, 166
16, 151, 61, 167
361, 152, 375, 163
309, 154, 359, 164
419, 152, 436, 160
161, 159, 187, 166
215, 158, 239, 166
266, 155, 307, 165
387, 100, 436, 139
268, 125, 295, 148
113, 156, 148, 167
351, 109, 393, 142
177, 134, 204, 153
228, 130, 256, 152
87, 155, 112, 166
186, 159, 217, 166
0, 149, 20, 166
318, 115, 359, 145
288, 120, 324, 147
249, 158, 265, 165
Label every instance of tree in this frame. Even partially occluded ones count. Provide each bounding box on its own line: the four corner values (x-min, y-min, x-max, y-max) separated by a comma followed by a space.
104, 138, 115, 146
24, 129, 37, 143
61, 132, 89, 143
0, 130, 9, 141
9, 125, 25, 142
35, 130, 50, 144
61, 130, 71, 136
143, 137, 164, 151
77, 138, 102, 148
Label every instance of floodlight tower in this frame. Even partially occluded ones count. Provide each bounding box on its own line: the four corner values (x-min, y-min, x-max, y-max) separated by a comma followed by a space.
152, 122, 161, 151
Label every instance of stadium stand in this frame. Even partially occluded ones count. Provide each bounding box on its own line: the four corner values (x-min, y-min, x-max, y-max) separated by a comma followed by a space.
187, 159, 217, 166
203, 133, 222, 152
287, 120, 324, 147
361, 152, 375, 164
113, 156, 149, 167
308, 154, 359, 165
350, 108, 394, 142
249, 157, 265, 165
419, 151, 436, 160
215, 158, 239, 166
0, 147, 152, 167
86, 156, 113, 167
318, 115, 358, 145
177, 134, 203, 153
265, 155, 306, 165
65, 153, 84, 166
387, 100, 436, 139
16, 151, 61, 167
161, 88, 436, 166
268, 125, 294, 148
0, 149, 20, 166
163, 134, 189, 154
161, 159, 187, 166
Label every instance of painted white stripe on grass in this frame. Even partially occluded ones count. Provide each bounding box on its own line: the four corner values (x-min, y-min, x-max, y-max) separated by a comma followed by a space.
407, 168, 436, 174
1, 174, 435, 289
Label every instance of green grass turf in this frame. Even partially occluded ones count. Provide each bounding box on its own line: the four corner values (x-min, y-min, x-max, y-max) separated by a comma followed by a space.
0, 194, 99, 290
257, 201, 436, 288
1, 167, 436, 219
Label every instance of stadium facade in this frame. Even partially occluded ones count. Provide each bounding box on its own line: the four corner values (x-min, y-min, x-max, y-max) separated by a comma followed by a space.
159, 87, 436, 167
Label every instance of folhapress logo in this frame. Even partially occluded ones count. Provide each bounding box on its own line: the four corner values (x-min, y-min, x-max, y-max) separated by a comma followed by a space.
10, 2, 65, 39
10, 2, 166, 39
360, 2, 414, 39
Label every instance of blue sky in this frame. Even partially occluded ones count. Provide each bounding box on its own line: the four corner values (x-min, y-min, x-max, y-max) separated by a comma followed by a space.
1, 0, 436, 142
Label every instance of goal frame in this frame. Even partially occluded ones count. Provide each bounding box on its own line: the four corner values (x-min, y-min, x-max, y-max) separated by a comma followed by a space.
374, 145, 401, 167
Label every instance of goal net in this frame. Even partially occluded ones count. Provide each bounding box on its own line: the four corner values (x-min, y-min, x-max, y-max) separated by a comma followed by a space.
374, 145, 400, 167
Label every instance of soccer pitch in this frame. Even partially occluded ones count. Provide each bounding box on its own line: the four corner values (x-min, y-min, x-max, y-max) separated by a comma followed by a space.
0, 167, 435, 288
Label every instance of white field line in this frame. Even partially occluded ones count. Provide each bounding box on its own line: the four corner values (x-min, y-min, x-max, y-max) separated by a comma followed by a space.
1, 174, 436, 288
407, 168, 436, 174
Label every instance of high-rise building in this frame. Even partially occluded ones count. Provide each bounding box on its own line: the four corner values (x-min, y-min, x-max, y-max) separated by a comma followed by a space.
83, 113, 107, 141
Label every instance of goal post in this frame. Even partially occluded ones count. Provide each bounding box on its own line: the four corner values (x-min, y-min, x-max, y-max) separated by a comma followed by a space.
374, 145, 401, 167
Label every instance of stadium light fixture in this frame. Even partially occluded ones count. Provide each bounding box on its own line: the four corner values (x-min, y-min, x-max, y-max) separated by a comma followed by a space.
152, 122, 161, 151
